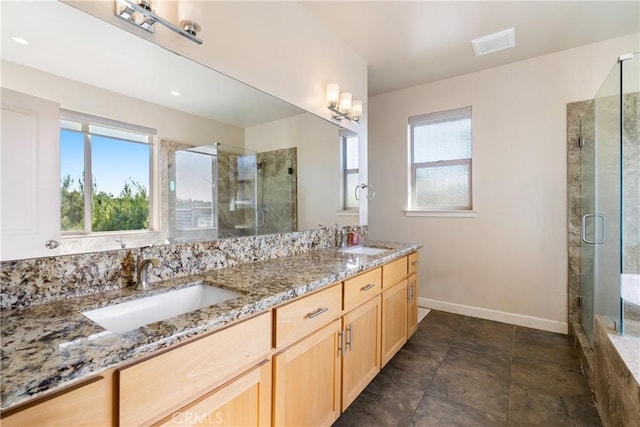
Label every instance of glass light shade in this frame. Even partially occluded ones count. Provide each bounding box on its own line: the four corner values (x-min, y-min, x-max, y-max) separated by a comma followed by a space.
339, 92, 352, 112
351, 100, 363, 120
178, 0, 202, 28
155, 0, 177, 24
326, 84, 340, 106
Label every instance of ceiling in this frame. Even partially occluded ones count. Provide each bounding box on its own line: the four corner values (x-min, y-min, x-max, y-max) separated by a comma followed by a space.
301, 1, 640, 96
0, 1, 303, 128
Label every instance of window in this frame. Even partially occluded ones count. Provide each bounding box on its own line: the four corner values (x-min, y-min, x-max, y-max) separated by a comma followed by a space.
174, 147, 217, 230
60, 111, 155, 234
341, 131, 359, 210
408, 106, 472, 211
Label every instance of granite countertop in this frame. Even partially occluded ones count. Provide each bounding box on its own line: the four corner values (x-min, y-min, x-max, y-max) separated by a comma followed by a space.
0, 241, 420, 410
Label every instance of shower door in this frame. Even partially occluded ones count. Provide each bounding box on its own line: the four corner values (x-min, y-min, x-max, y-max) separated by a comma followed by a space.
579, 61, 622, 341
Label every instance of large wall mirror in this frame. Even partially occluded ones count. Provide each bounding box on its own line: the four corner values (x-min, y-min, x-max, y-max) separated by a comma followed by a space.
0, 1, 359, 261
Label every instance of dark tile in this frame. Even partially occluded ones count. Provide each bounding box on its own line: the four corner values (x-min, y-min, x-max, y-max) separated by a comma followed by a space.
378, 347, 445, 389
507, 383, 602, 427
332, 393, 384, 427
507, 382, 573, 426
335, 313, 602, 427
452, 317, 515, 355
412, 394, 507, 427
426, 347, 511, 418
563, 395, 602, 426
513, 327, 581, 369
422, 310, 466, 325
413, 311, 465, 345
345, 372, 425, 426
404, 330, 452, 355
439, 344, 511, 377
510, 358, 592, 398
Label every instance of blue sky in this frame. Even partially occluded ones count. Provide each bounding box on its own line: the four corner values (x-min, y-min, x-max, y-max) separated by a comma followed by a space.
60, 130, 150, 196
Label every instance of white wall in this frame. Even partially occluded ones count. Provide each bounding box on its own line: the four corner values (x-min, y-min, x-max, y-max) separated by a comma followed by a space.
1, 60, 244, 149
368, 33, 640, 333
245, 113, 357, 230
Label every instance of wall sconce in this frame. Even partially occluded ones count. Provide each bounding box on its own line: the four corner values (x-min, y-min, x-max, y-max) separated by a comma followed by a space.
115, 0, 203, 45
326, 84, 362, 125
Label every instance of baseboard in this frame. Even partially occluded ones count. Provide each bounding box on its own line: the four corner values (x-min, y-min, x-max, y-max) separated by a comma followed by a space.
418, 297, 568, 334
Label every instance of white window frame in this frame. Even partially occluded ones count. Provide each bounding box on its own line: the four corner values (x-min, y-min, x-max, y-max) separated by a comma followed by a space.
339, 130, 359, 214
60, 110, 157, 235
406, 106, 475, 217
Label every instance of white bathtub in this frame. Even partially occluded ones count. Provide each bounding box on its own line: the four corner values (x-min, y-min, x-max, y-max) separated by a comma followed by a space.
621, 274, 640, 305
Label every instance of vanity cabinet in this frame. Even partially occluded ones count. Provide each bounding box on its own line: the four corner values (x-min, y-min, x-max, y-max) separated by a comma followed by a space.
407, 273, 419, 337
273, 319, 342, 427
118, 312, 271, 426
381, 278, 408, 367
273, 283, 342, 349
341, 295, 381, 410
155, 360, 272, 427
0, 377, 109, 427
2, 250, 421, 427
407, 252, 420, 338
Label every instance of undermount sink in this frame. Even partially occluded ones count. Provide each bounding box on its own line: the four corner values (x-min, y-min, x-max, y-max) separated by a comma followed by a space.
82, 285, 240, 333
339, 246, 388, 256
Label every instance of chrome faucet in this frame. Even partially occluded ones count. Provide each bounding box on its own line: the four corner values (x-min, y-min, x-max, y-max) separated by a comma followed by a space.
335, 224, 347, 248
136, 255, 160, 291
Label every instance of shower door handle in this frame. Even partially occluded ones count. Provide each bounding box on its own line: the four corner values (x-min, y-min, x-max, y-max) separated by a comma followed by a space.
257, 210, 265, 228
581, 213, 606, 244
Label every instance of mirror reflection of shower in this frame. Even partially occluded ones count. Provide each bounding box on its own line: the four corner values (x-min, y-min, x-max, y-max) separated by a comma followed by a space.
256, 148, 298, 235
166, 141, 298, 240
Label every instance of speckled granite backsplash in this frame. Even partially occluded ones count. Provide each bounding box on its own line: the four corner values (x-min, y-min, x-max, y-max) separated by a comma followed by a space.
1, 227, 366, 310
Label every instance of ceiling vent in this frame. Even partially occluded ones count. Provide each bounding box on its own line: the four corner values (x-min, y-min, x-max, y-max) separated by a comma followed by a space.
471, 28, 515, 57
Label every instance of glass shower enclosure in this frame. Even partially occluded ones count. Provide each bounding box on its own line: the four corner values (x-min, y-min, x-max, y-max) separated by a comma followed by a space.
579, 52, 639, 340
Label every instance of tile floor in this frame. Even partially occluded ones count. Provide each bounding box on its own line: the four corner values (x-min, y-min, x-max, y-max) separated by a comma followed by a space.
333, 310, 602, 426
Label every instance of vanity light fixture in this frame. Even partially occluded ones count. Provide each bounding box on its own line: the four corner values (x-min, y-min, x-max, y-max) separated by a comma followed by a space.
115, 0, 203, 45
326, 84, 362, 125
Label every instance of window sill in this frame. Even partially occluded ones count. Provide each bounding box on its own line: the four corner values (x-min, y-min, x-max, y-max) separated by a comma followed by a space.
336, 210, 359, 217
404, 210, 477, 218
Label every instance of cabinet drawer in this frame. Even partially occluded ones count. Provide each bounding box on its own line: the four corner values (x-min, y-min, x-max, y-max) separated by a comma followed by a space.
156, 360, 272, 427
382, 256, 408, 289
343, 268, 381, 311
408, 252, 419, 275
119, 312, 271, 427
1, 377, 107, 427
274, 283, 342, 349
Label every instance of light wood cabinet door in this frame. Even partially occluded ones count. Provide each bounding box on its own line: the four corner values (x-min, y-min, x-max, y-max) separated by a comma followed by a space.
155, 360, 271, 427
407, 273, 418, 337
381, 279, 408, 367
381, 256, 407, 289
341, 295, 381, 411
408, 252, 419, 275
119, 312, 271, 426
273, 318, 342, 427
343, 268, 381, 311
274, 283, 342, 349
1, 377, 108, 427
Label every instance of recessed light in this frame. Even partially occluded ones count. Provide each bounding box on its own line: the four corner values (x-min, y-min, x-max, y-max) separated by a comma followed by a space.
10, 36, 29, 45
170, 90, 181, 96
471, 28, 515, 57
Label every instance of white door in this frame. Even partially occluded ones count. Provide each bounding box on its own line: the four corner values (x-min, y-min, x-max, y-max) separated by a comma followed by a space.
1, 88, 61, 260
